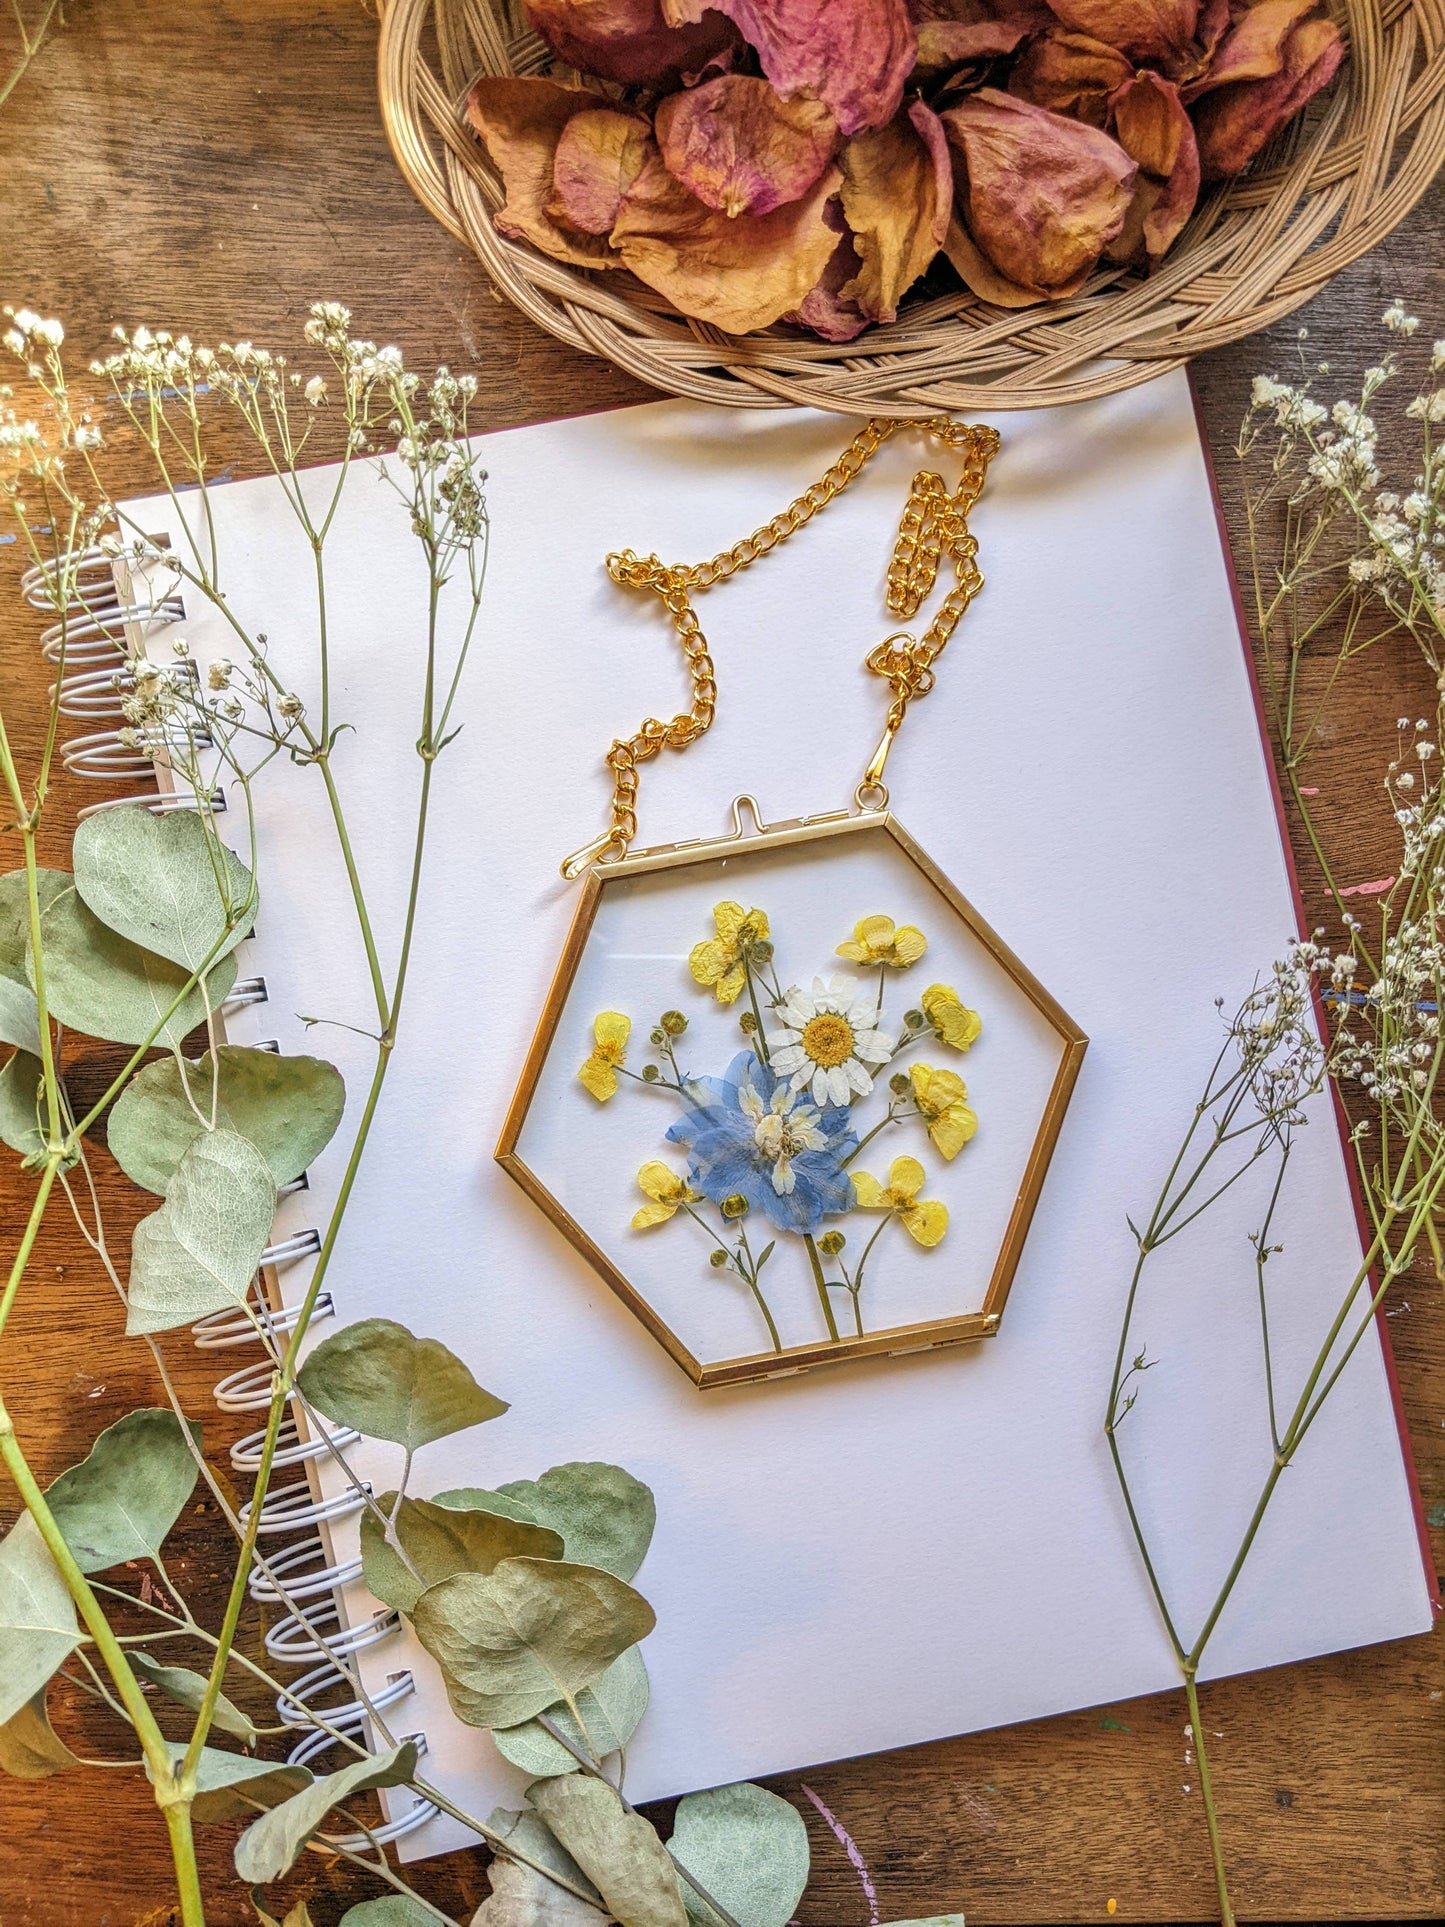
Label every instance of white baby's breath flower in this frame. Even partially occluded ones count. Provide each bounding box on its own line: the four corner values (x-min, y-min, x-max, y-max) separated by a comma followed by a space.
1382, 301, 1420, 336
303, 375, 327, 405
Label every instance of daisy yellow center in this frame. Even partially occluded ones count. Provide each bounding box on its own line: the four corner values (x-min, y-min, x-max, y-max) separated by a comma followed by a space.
801, 1012, 855, 1068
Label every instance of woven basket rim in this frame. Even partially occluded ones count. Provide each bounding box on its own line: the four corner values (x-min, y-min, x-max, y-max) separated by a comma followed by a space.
378, 0, 1445, 413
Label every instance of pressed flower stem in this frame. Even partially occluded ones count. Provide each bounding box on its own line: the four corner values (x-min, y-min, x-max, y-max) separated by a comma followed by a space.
736, 1220, 783, 1353
1185, 1672, 1234, 1927
743, 958, 771, 1065
803, 1233, 840, 1342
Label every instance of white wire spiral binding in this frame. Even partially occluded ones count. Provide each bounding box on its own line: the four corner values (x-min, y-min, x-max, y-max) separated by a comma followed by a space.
40, 534, 419, 1835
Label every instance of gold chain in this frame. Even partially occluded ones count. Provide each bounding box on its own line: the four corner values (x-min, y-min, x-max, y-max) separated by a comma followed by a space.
561, 416, 1001, 879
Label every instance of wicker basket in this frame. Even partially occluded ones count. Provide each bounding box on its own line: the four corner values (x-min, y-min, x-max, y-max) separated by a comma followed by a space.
378, 0, 1445, 414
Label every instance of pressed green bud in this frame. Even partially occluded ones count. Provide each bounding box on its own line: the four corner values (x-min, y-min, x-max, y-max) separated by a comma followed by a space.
641, 1064, 661, 1083
819, 1229, 846, 1256
904, 1008, 925, 1031
738, 1011, 758, 1034
720, 1193, 750, 1221
889, 1071, 911, 1095
660, 1009, 688, 1036
709, 1247, 730, 1268
750, 939, 774, 966
649, 1028, 666, 1046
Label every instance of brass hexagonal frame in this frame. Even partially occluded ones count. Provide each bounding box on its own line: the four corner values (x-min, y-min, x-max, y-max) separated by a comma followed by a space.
498, 803, 1087, 1389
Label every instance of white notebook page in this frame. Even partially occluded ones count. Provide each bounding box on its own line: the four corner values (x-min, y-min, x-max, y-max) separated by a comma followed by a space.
127, 375, 1434, 1859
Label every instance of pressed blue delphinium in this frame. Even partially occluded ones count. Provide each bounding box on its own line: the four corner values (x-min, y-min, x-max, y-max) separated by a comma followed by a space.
666, 1051, 857, 1235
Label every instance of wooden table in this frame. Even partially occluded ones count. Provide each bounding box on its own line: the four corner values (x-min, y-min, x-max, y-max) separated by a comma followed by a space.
0, 5, 1441, 1922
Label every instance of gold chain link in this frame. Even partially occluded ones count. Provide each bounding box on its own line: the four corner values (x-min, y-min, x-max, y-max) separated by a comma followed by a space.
562, 416, 1000, 878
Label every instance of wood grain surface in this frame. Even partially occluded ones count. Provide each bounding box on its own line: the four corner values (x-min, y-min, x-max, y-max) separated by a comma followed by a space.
0, 5, 1441, 1923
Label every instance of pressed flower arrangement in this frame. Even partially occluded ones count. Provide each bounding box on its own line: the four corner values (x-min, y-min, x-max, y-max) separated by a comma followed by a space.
378, 0, 1445, 411
586, 901, 978, 1353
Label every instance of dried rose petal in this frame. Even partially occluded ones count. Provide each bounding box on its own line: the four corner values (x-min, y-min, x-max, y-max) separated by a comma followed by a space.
549, 108, 654, 234
466, 76, 624, 268
610, 151, 844, 331
1193, 12, 1344, 177
654, 74, 836, 219
1010, 29, 1133, 126
908, 0, 1052, 21
941, 87, 1137, 303
837, 100, 953, 322
664, 0, 916, 135
784, 198, 870, 340
525, 0, 736, 85
1109, 71, 1199, 257
1040, 0, 1198, 62
914, 16, 1037, 69
1185, 0, 1320, 95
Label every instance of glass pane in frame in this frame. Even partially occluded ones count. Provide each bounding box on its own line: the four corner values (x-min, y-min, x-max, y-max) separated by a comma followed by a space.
499, 809, 1085, 1387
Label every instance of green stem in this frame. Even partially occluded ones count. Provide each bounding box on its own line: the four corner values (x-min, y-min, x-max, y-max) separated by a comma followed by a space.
743, 959, 770, 1065
802, 1233, 840, 1342
1185, 1672, 1235, 1927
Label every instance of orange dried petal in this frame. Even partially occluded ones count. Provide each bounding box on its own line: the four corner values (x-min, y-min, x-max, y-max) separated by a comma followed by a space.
1193, 13, 1343, 178
610, 151, 844, 332
837, 100, 953, 323
1109, 72, 1199, 258
1039, 0, 1198, 62
549, 108, 654, 234
655, 73, 837, 219
941, 87, 1136, 300
1009, 29, 1133, 127
1185, 0, 1320, 96
667, 0, 917, 135
465, 76, 623, 269
524, 0, 737, 85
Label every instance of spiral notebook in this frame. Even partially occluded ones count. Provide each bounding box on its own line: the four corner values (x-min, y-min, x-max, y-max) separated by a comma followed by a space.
37, 376, 1436, 1861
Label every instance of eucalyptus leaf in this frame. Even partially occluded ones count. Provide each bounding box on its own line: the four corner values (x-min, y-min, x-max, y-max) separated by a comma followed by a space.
253, 1904, 315, 1927
433, 1485, 541, 1526
130, 1650, 257, 1743
108, 1046, 346, 1195
149, 1742, 311, 1824
0, 975, 41, 1056
496, 1464, 655, 1583
126, 1128, 277, 1335
473, 1806, 607, 1927
411, 1558, 654, 1730
44, 1408, 201, 1572
493, 1645, 649, 1779
0, 1688, 80, 1779
359, 1492, 563, 1615
73, 804, 256, 970
35, 882, 237, 1049
667, 1783, 809, 1927
233, 1738, 419, 1883
0, 1049, 45, 1159
339, 1900, 446, 1926
0, 1511, 81, 1725
297, 1318, 507, 1453
0, 867, 69, 982
530, 1774, 686, 1927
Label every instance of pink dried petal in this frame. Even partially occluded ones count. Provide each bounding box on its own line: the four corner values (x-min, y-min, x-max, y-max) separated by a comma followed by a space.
610, 151, 844, 331
1193, 13, 1344, 177
837, 100, 953, 322
784, 199, 870, 340
1010, 29, 1133, 126
941, 86, 1137, 299
654, 74, 837, 218
466, 76, 624, 268
525, 0, 736, 85
1040, 0, 1198, 62
666, 0, 917, 135
914, 16, 1037, 68
549, 109, 654, 235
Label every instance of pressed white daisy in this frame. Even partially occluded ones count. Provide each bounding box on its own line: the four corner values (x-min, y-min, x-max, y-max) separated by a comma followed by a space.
738, 1077, 830, 1195
767, 975, 895, 1108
